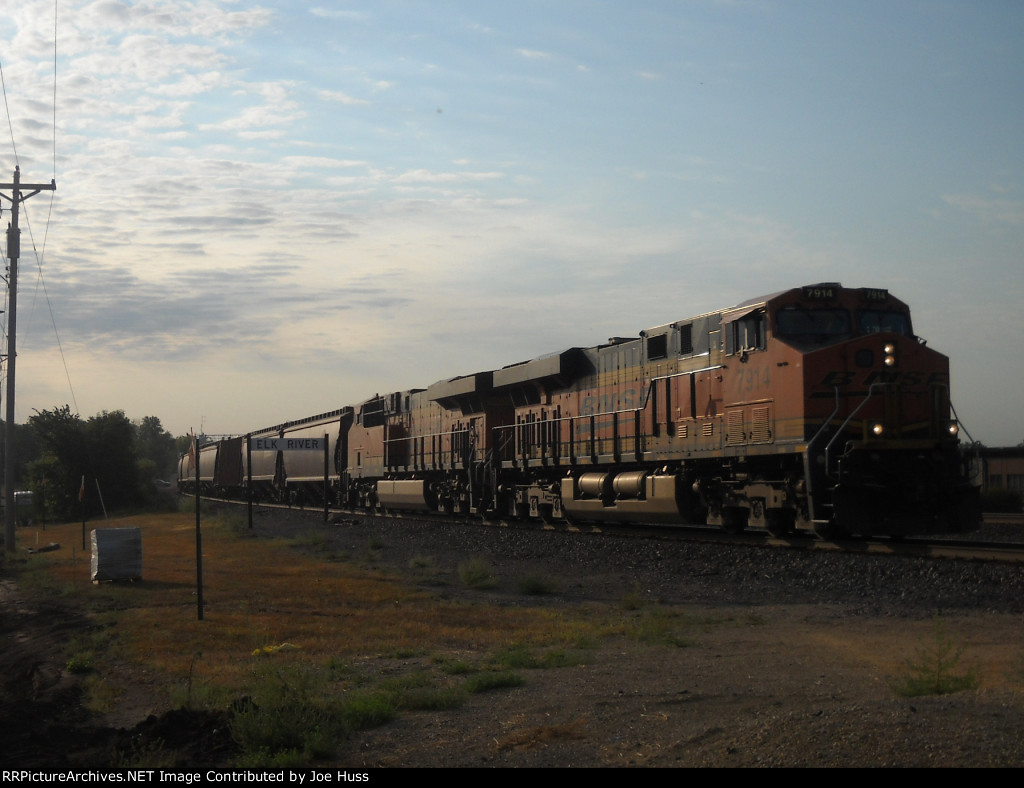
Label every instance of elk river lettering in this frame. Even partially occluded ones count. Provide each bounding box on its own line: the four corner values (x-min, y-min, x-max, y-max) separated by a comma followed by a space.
251, 438, 325, 451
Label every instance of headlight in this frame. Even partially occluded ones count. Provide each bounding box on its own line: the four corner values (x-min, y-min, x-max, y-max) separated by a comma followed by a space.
947, 421, 959, 437
883, 342, 896, 367
871, 422, 885, 436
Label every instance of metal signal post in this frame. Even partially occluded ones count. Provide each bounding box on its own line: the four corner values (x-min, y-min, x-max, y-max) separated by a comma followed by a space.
1, 167, 56, 553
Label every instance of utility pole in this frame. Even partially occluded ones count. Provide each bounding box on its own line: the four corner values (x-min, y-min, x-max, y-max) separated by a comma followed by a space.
1, 167, 56, 553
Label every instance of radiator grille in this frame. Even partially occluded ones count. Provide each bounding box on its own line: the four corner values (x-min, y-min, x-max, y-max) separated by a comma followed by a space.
726, 410, 744, 444
750, 406, 772, 443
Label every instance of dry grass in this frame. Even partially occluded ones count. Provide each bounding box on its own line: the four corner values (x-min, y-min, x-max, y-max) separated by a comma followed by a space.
15, 513, 602, 700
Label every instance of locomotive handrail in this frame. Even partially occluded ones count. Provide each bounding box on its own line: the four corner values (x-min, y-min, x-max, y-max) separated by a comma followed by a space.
801, 387, 842, 521
382, 427, 469, 445
948, 393, 976, 445
375, 363, 730, 454
381, 427, 471, 471
648, 363, 724, 386
486, 363, 729, 465
807, 387, 842, 457
487, 362, 728, 431
824, 381, 888, 477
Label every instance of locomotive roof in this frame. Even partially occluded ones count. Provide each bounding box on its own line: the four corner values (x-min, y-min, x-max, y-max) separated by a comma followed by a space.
723, 282, 852, 312
637, 285, 788, 338
728, 282, 911, 312
639, 283, 912, 339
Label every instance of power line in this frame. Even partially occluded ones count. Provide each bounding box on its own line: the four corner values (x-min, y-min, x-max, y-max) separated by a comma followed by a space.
0, 3, 61, 554
0, 58, 19, 167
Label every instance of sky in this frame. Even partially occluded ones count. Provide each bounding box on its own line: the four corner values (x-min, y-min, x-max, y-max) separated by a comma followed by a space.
0, 0, 1022, 446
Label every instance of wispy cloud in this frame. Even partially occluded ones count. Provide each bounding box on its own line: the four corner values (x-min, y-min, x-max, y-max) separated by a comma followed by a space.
516, 48, 552, 60
942, 193, 1024, 225
309, 7, 367, 22
0, 0, 1020, 448
317, 89, 370, 105
393, 169, 505, 184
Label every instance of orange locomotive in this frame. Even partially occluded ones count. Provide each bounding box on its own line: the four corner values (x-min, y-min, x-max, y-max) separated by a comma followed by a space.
185, 284, 980, 537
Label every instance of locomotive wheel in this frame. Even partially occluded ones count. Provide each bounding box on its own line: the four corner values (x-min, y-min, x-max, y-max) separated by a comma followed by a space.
766, 509, 795, 537
813, 519, 850, 540
721, 506, 747, 535
480, 506, 503, 522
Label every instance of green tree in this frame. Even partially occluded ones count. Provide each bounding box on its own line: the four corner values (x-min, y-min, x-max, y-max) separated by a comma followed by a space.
0, 419, 44, 486
22, 407, 186, 521
26, 407, 147, 521
84, 410, 141, 510
26, 406, 89, 521
133, 415, 178, 480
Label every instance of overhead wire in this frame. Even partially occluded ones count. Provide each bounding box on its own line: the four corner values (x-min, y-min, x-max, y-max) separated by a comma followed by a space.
0, 58, 20, 166
27, 0, 77, 415
0, 41, 17, 408
0, 0, 78, 417
0, 4, 108, 521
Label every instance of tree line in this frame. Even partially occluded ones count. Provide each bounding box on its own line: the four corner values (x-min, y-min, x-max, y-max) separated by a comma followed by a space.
5, 406, 186, 522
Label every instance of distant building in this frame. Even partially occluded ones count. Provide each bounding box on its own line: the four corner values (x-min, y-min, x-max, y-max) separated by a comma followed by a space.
979, 446, 1024, 494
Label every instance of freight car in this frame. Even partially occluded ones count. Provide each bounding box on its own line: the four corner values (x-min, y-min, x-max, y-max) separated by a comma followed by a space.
180, 284, 980, 538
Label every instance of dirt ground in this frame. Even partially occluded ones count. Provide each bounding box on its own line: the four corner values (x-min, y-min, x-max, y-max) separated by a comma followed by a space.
2, 513, 1024, 768
343, 605, 1024, 768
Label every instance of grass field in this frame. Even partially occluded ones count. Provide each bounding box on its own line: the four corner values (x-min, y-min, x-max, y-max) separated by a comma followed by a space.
8, 509, 674, 765
12, 508, 1013, 767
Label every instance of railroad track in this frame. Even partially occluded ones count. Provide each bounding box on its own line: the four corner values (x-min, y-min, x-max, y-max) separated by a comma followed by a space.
195, 495, 1024, 564
983, 512, 1024, 525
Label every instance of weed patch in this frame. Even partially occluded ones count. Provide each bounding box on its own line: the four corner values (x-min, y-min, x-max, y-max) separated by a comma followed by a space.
113, 738, 176, 769
397, 686, 465, 711
492, 644, 588, 670
433, 656, 476, 675
463, 671, 524, 693
408, 555, 445, 585
620, 607, 693, 648
889, 618, 980, 698
169, 652, 228, 711
65, 655, 95, 675
206, 510, 249, 537
408, 555, 436, 570
338, 690, 396, 731
621, 582, 645, 611
229, 666, 348, 766
81, 674, 122, 714
458, 558, 496, 589
516, 572, 556, 595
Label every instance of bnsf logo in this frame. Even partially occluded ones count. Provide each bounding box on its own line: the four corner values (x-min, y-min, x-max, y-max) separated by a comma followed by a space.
820, 371, 948, 387
580, 389, 640, 415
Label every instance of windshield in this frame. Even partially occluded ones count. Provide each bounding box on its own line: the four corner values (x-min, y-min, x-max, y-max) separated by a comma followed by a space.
775, 307, 851, 341
857, 309, 913, 336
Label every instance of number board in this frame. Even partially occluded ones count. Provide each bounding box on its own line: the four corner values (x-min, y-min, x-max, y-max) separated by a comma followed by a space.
802, 285, 837, 300
858, 288, 889, 302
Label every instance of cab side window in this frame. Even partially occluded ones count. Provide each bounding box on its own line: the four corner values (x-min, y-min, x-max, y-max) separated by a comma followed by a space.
725, 311, 765, 354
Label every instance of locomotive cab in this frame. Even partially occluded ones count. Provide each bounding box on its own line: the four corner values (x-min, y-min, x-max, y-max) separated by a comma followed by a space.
764, 285, 979, 536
